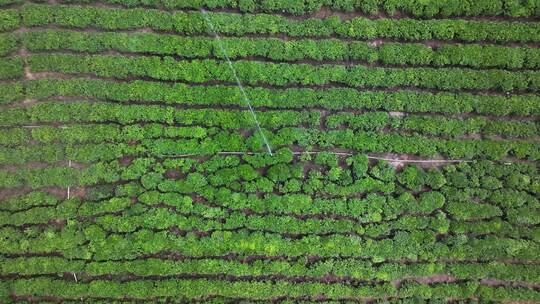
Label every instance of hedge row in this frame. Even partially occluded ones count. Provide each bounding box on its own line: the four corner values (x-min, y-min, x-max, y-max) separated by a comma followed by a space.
327, 112, 539, 138
147, 188, 423, 217
11, 195, 522, 240
0, 161, 125, 189
139, 191, 533, 230
101, 207, 536, 238
20, 4, 540, 42
4, 150, 535, 193
0, 142, 134, 165
0, 202, 450, 237
3, 257, 538, 284
451, 218, 540, 237
55, 0, 540, 17
26, 54, 540, 92
0, 124, 211, 146
4, 278, 538, 302
20, 78, 540, 116
1, 222, 537, 261
313, 130, 539, 160
0, 188, 540, 235
193, 191, 535, 226
1, 104, 537, 146
0, 101, 320, 129
1, 151, 536, 201
1, 154, 537, 219
22, 30, 540, 69
1, 127, 538, 163
1, 126, 538, 164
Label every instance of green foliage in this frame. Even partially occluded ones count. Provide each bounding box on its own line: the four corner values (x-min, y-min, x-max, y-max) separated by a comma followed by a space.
2, 1, 540, 301
0, 33, 17, 56
0, 191, 58, 211
85, 185, 115, 201
0, 9, 19, 31
0, 157, 539, 300
23, 78, 540, 117
23, 29, 540, 70
370, 161, 396, 182
267, 163, 291, 182
314, 152, 339, 167
397, 166, 426, 191
26, 53, 540, 92
418, 192, 445, 213
48, 0, 540, 17
0, 57, 23, 80
446, 201, 503, 220
20, 4, 540, 43
348, 154, 369, 178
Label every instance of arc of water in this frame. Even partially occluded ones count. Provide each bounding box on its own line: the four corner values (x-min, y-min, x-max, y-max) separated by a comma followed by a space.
200, 8, 273, 156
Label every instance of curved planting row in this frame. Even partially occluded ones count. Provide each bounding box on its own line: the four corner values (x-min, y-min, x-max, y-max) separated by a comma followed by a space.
53, 0, 540, 18
3, 0, 540, 18
20, 30, 540, 70
3, 4, 538, 43
1, 102, 538, 140
2, 131, 539, 164
22, 53, 540, 92
15, 78, 540, 116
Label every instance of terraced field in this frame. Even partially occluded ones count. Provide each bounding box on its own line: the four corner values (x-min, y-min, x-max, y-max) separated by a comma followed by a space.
0, 0, 539, 302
